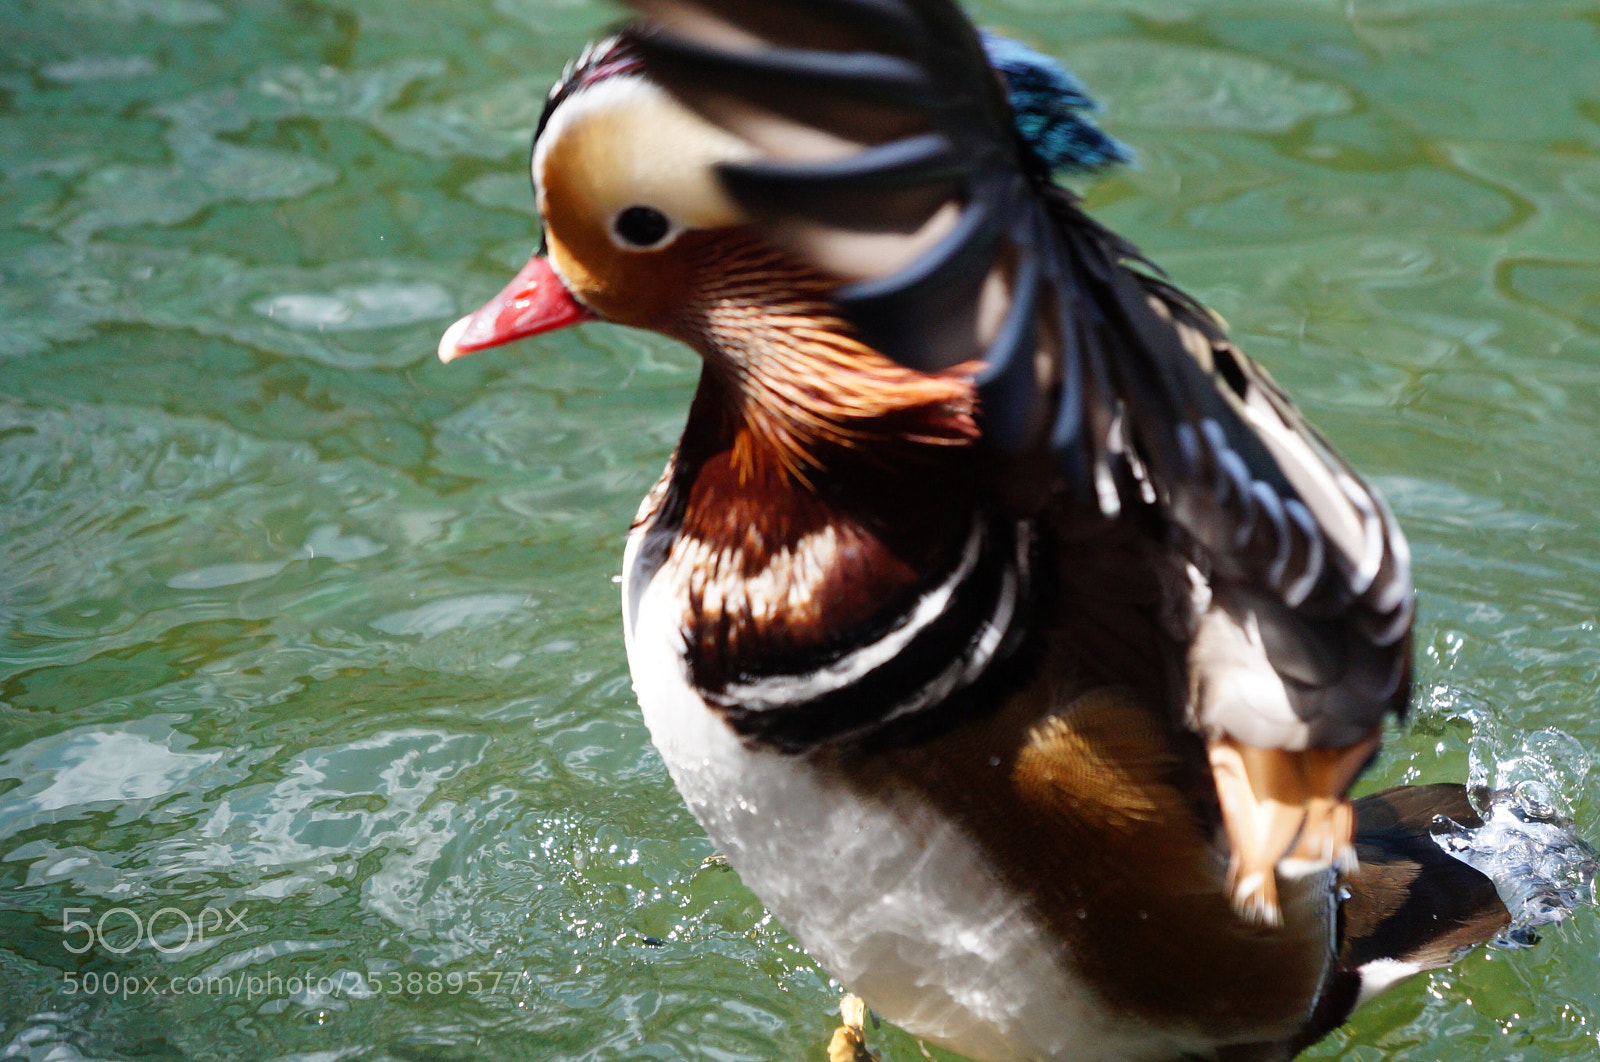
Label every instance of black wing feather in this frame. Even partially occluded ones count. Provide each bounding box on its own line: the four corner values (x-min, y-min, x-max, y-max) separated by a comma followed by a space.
721, 135, 965, 233
835, 193, 1006, 371
621, 0, 1413, 748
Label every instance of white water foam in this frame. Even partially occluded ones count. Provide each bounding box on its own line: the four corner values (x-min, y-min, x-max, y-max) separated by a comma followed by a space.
1434, 723, 1599, 947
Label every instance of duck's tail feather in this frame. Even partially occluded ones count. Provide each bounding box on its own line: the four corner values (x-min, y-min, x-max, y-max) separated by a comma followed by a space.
1293, 782, 1595, 1055
1344, 785, 1510, 973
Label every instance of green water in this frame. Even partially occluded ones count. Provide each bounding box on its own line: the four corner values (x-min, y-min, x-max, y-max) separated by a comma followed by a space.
2, 0, 1599, 1059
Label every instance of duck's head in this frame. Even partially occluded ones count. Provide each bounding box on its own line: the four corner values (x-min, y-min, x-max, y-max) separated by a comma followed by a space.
439, 35, 764, 354
437, 34, 977, 479
435, 39, 728, 352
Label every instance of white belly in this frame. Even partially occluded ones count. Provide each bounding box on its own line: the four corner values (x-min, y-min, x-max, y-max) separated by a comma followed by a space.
623, 529, 1207, 1062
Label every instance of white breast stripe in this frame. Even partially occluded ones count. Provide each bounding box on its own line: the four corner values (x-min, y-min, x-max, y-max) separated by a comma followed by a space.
718, 516, 987, 709
873, 544, 1021, 731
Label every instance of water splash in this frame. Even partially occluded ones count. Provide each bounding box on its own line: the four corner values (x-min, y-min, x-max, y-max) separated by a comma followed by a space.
1436, 723, 1599, 947
1467, 713, 1593, 821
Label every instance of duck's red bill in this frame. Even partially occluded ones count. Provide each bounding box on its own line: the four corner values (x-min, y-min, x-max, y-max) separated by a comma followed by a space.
437, 255, 595, 363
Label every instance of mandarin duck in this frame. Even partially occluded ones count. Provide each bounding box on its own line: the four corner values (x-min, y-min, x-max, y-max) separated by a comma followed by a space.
437, 2, 1595, 1058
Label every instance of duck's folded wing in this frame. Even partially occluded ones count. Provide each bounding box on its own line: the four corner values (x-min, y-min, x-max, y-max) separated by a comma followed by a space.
621, 0, 1412, 754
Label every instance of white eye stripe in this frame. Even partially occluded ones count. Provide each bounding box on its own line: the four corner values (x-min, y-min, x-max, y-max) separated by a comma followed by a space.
531, 73, 754, 237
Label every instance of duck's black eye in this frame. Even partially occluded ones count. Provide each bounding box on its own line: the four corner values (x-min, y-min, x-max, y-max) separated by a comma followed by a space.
613, 205, 671, 248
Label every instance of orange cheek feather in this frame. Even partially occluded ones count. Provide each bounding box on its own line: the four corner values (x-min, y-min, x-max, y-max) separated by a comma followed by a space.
544, 222, 700, 335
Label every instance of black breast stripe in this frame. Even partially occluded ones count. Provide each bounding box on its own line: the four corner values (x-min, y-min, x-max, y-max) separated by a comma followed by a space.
700, 517, 1034, 752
